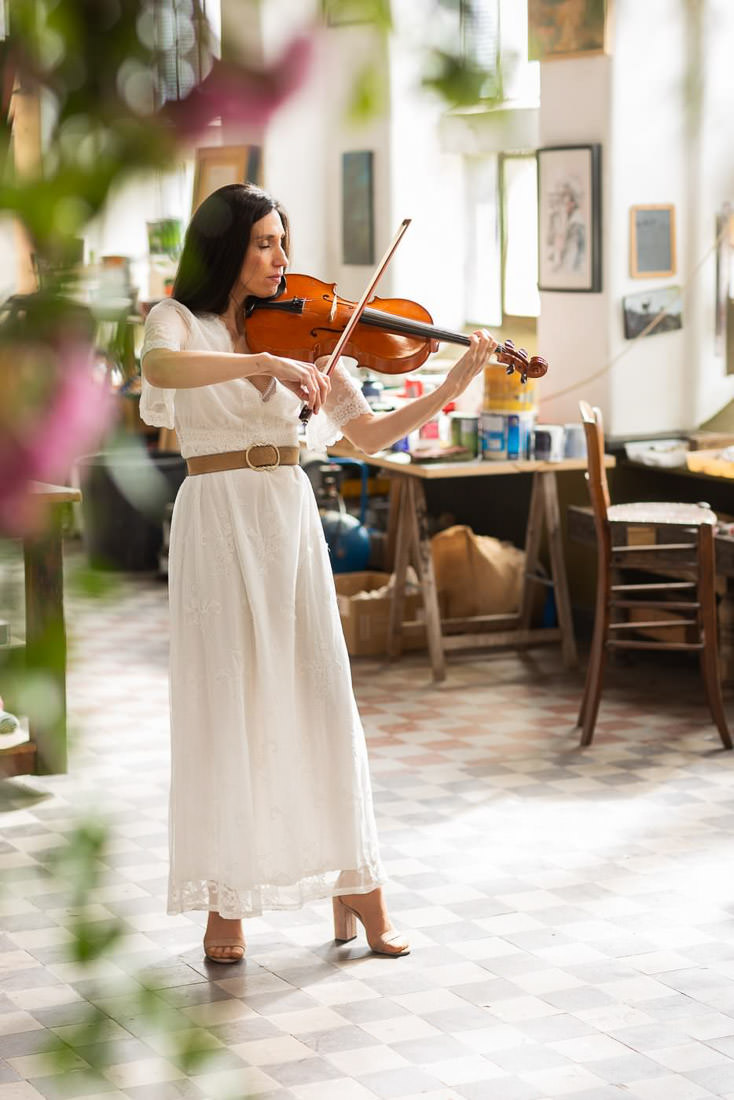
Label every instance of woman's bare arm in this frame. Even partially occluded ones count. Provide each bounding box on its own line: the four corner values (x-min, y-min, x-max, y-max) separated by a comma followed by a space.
342, 330, 497, 455
142, 348, 329, 411
143, 348, 272, 389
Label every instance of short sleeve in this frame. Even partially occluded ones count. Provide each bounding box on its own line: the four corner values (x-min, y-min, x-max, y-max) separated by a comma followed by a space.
304, 363, 371, 451
139, 299, 192, 429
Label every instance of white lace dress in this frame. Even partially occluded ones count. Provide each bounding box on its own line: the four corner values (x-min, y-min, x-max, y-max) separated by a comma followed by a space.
140, 298, 385, 918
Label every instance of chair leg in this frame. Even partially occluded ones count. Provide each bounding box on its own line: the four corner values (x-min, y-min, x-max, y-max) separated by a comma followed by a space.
698, 525, 732, 750
578, 547, 611, 747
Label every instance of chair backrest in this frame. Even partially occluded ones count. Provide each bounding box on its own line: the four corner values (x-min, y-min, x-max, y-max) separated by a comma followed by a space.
579, 401, 610, 531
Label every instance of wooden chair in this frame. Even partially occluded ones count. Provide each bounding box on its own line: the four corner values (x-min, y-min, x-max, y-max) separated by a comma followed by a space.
577, 401, 731, 749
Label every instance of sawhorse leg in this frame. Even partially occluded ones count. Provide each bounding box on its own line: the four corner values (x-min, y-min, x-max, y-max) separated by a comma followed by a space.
387, 476, 446, 681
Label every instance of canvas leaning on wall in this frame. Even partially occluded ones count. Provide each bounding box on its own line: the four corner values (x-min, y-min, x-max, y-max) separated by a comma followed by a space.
528, 0, 608, 60
622, 287, 683, 340
191, 145, 263, 212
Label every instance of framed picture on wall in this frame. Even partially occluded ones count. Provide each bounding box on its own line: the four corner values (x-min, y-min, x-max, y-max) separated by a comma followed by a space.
629, 204, 676, 278
715, 204, 733, 360
537, 144, 601, 292
622, 286, 683, 340
342, 151, 375, 265
528, 0, 608, 61
192, 145, 263, 213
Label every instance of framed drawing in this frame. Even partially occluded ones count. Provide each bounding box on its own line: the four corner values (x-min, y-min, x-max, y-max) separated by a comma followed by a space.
192, 145, 262, 212
622, 286, 682, 340
537, 144, 601, 292
342, 151, 375, 265
629, 204, 676, 278
528, 0, 608, 61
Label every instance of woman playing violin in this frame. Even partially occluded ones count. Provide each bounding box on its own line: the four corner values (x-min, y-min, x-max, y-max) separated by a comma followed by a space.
141, 182, 496, 963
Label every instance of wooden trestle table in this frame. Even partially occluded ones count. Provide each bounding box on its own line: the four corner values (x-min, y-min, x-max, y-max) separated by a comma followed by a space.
328, 443, 615, 682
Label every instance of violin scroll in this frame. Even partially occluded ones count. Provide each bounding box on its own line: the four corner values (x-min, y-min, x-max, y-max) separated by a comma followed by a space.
495, 339, 548, 383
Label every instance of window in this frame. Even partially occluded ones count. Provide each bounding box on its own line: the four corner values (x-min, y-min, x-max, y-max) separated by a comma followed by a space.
464, 156, 502, 327
461, 0, 501, 99
154, 0, 220, 104
461, 0, 539, 104
500, 154, 539, 317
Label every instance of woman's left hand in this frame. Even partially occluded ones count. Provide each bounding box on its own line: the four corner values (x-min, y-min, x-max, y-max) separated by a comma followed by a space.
443, 329, 497, 399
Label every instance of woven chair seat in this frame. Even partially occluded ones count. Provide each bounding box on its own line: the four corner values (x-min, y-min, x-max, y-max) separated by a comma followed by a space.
607, 501, 716, 526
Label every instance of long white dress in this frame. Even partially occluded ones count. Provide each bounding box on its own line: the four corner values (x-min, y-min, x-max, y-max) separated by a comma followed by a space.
140, 298, 386, 919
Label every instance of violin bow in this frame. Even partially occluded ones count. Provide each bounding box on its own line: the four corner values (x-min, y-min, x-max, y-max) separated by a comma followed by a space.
299, 218, 412, 424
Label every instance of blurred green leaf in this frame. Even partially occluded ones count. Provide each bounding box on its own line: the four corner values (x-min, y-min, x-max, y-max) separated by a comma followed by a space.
347, 61, 388, 123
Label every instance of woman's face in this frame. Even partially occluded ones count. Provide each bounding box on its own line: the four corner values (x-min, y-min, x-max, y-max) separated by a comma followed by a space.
236, 209, 288, 299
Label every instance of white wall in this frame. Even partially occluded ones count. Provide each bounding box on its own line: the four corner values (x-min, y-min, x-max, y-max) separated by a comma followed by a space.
535, 55, 612, 426
538, 0, 734, 437
71, 0, 734, 439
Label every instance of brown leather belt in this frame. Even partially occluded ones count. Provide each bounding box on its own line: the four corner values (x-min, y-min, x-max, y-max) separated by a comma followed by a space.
186, 445, 300, 475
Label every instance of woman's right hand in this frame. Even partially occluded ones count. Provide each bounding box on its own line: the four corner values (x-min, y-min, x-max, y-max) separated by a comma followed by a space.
256, 353, 331, 413
443, 329, 497, 400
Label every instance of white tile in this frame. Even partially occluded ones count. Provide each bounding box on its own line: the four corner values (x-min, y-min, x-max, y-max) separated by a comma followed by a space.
6, 1051, 88, 1079
650, 1043, 729, 1072
431, 1054, 506, 1085
268, 1006, 352, 1035
7, 986, 82, 1012
102, 1056, 185, 1088
361, 1015, 443, 1044
0, 1085, 47, 1099
626, 1075, 715, 1100
520, 1063, 609, 1095
291, 1081, 379, 1100
325, 1043, 410, 1076
230, 1035, 317, 1066
182, 999, 257, 1026
307, 980, 380, 1007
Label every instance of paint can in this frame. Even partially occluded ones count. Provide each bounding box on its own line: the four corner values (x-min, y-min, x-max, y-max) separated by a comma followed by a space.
456, 414, 479, 457
563, 423, 587, 459
532, 424, 566, 462
480, 412, 507, 460
507, 411, 535, 459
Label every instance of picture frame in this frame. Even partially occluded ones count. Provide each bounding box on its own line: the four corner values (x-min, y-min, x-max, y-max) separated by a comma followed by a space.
629, 204, 676, 278
537, 144, 601, 292
622, 286, 683, 340
528, 0, 608, 61
191, 145, 262, 213
342, 151, 375, 266
714, 204, 732, 358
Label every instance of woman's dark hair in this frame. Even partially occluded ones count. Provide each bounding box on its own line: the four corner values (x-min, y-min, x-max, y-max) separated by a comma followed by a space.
172, 183, 289, 315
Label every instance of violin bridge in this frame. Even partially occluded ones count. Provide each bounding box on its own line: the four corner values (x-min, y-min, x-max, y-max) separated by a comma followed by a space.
329, 294, 337, 323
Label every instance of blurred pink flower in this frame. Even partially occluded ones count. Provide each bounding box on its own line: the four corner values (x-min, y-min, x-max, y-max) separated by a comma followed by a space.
0, 346, 115, 535
162, 33, 315, 136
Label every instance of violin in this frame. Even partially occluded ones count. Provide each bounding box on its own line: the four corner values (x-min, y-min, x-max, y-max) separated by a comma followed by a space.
244, 273, 548, 384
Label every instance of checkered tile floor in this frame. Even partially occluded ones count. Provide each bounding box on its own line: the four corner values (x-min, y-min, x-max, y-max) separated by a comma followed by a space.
3, 548, 734, 1099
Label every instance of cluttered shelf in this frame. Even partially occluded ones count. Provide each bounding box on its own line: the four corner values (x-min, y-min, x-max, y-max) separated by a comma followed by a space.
617, 430, 734, 483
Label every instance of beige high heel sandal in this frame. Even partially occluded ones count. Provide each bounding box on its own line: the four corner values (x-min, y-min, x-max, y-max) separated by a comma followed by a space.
333, 896, 410, 957
203, 937, 245, 963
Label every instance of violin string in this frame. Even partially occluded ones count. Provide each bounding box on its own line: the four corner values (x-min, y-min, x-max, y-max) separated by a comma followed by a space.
536, 218, 730, 405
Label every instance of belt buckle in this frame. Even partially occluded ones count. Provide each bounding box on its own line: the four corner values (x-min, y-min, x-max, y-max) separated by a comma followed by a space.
245, 444, 280, 471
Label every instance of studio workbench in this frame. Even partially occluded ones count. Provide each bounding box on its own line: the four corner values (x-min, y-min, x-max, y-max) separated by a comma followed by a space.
329, 443, 615, 681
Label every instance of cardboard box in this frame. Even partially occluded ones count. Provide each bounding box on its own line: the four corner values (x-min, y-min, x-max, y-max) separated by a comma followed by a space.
334, 571, 429, 657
